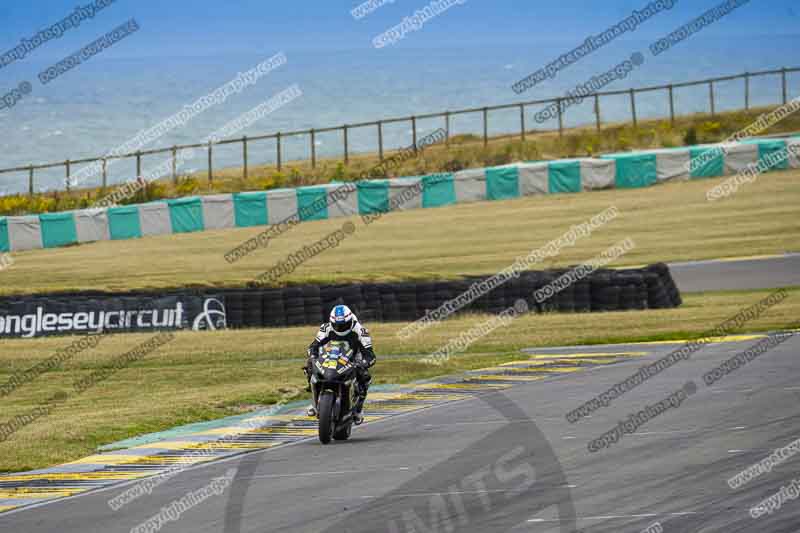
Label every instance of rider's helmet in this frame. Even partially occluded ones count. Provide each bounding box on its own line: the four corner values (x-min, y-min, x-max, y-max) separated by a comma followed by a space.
329, 304, 355, 336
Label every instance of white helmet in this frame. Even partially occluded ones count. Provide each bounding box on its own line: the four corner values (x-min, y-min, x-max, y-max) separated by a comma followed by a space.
329, 304, 355, 336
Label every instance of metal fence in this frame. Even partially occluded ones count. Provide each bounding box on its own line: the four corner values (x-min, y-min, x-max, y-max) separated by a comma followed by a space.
1, 66, 797, 196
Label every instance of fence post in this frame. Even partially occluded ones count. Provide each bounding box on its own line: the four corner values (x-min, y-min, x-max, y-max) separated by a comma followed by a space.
594, 94, 601, 131
377, 122, 383, 161
242, 136, 248, 180
556, 98, 564, 137
343, 126, 349, 165
709, 81, 715, 117
782, 67, 788, 105
310, 129, 316, 169
519, 103, 526, 141
445, 112, 450, 147
136, 151, 142, 180
629, 89, 637, 128
482, 107, 488, 147
745, 72, 750, 110
28, 165, 34, 196
65, 160, 71, 191
668, 85, 675, 125
276, 132, 282, 171
102, 158, 108, 189
171, 146, 177, 184
207, 141, 213, 183
410, 116, 417, 152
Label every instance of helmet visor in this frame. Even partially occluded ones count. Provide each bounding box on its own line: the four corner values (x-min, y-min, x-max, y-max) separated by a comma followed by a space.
332, 319, 353, 334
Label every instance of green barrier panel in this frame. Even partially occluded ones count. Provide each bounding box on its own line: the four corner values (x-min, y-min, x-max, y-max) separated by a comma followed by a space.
168, 197, 204, 233
422, 173, 455, 208
108, 206, 142, 240
548, 160, 582, 193
234, 192, 269, 227
486, 166, 520, 200
357, 180, 390, 215
39, 212, 78, 249
689, 147, 724, 178
612, 153, 658, 188
296, 187, 329, 221
0, 218, 8, 253
756, 140, 790, 171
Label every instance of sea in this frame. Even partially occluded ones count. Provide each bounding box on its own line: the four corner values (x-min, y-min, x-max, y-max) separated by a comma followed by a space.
0, 34, 798, 195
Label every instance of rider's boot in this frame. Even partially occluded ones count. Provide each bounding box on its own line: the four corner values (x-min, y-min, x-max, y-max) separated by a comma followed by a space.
352, 385, 368, 425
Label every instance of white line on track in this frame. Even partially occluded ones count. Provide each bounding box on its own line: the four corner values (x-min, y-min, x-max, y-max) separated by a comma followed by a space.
631, 430, 696, 436
240, 466, 411, 481
353, 485, 579, 500
527, 511, 699, 523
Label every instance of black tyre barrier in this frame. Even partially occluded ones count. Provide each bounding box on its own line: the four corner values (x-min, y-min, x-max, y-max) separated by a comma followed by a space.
0, 264, 682, 337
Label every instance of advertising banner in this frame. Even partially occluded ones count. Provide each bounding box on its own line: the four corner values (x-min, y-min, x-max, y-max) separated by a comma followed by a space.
0, 294, 227, 338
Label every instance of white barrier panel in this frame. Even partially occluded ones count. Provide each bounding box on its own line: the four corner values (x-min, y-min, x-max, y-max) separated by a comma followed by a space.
581, 158, 616, 190
266, 188, 298, 225
75, 209, 110, 244
8, 215, 43, 251
517, 163, 549, 196
654, 148, 691, 182
388, 176, 423, 211
202, 194, 236, 230
139, 202, 172, 237
324, 183, 359, 219
453, 168, 487, 203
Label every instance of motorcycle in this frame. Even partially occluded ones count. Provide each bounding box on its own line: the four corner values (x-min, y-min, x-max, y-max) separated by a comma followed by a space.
309, 341, 361, 444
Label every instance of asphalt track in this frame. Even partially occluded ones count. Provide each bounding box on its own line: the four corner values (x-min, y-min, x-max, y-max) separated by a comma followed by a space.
2, 332, 799, 533
1, 255, 798, 532
669, 253, 800, 293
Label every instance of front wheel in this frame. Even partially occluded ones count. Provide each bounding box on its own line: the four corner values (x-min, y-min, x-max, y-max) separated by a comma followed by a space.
318, 391, 335, 444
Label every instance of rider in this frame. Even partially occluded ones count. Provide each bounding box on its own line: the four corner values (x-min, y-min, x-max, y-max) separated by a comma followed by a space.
305, 304, 375, 425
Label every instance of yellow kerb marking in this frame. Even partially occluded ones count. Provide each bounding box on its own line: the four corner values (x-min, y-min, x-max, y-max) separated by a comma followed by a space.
526, 352, 648, 359
0, 488, 84, 499
466, 375, 546, 382
631, 334, 763, 345
0, 472, 147, 482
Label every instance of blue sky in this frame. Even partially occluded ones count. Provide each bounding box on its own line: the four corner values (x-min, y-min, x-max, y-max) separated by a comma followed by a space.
0, 0, 797, 61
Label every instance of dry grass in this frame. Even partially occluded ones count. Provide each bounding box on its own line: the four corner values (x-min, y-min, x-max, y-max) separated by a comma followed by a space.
1, 167, 798, 295
3, 105, 799, 216
0, 287, 797, 472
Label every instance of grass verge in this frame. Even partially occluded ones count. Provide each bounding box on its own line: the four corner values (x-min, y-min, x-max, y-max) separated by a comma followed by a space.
0, 286, 797, 472
1, 167, 798, 295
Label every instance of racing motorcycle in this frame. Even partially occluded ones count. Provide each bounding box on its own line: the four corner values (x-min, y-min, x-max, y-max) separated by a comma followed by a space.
309, 341, 361, 444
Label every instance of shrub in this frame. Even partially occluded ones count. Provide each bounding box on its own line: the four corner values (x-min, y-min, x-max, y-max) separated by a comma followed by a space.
175, 176, 200, 196
683, 127, 698, 146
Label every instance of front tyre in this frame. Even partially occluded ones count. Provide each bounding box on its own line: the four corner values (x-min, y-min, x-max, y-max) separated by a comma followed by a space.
318, 391, 335, 444
333, 421, 351, 441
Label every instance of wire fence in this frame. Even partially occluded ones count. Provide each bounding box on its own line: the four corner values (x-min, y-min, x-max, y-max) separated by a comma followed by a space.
1, 66, 798, 197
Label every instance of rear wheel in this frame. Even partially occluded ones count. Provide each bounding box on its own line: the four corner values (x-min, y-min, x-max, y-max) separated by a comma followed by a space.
318, 391, 335, 444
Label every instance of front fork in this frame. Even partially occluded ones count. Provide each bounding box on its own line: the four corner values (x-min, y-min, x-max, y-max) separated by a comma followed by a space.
310, 376, 320, 413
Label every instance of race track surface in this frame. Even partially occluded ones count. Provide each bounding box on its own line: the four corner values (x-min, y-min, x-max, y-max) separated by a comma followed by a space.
669, 253, 800, 293
2, 334, 798, 532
